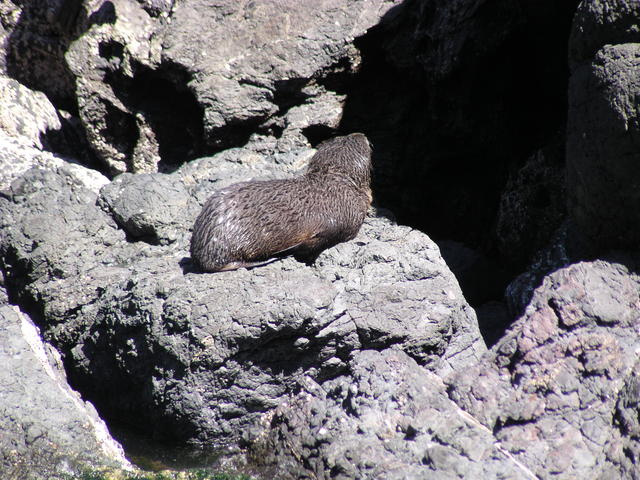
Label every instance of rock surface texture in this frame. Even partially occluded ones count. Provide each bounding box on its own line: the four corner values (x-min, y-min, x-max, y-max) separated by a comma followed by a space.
567, 0, 640, 252
0, 302, 130, 479
249, 349, 538, 480
0, 150, 484, 447
450, 259, 640, 479
62, 0, 401, 173
2, 0, 640, 479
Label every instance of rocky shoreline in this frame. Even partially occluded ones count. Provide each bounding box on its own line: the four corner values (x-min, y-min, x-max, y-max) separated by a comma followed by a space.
1, 1, 639, 479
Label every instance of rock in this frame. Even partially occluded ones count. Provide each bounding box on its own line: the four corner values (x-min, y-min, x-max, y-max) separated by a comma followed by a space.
62, 0, 399, 174
0, 72, 103, 192
163, 0, 397, 147
504, 223, 571, 317
0, 76, 61, 149
437, 240, 510, 307
98, 172, 199, 245
449, 259, 640, 478
0, 302, 130, 479
248, 349, 537, 480
568, 0, 640, 68
0, 145, 484, 447
566, 0, 640, 252
3, 0, 81, 110
0, 135, 108, 193
340, 0, 578, 253
65, 0, 165, 174
603, 357, 640, 479
494, 136, 566, 269
475, 300, 510, 348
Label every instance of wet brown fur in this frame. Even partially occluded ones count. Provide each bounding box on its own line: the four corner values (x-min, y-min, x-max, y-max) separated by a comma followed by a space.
190, 133, 372, 272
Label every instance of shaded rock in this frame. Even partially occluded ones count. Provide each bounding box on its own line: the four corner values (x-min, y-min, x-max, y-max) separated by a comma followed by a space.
3, 0, 82, 110
65, 0, 166, 173
475, 300, 510, 348
0, 145, 484, 447
0, 303, 130, 479
494, 136, 566, 269
504, 223, 571, 316
438, 240, 509, 307
163, 0, 398, 148
449, 259, 640, 478
603, 357, 640, 479
340, 0, 578, 251
566, 0, 640, 252
0, 135, 109, 193
569, 0, 640, 68
0, 74, 108, 192
248, 349, 536, 480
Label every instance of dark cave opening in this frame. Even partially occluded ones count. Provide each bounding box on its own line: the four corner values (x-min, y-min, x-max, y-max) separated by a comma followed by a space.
340, 0, 579, 344
118, 62, 206, 172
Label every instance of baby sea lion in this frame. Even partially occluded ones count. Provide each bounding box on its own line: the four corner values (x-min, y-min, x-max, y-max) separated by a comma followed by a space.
190, 133, 372, 272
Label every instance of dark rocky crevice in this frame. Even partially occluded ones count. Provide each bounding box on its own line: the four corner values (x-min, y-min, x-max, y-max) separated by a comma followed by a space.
271, 77, 311, 115
340, 0, 579, 340
302, 125, 338, 147
102, 60, 207, 173
5, 0, 83, 112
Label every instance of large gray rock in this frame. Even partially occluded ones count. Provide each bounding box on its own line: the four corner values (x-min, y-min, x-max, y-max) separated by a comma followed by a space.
566, 0, 640, 252
0, 303, 130, 479
248, 349, 537, 480
0, 145, 485, 447
449, 259, 640, 478
63, 0, 399, 174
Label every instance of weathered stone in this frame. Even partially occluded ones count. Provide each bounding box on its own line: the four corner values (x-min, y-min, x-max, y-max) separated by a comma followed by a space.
163, 0, 397, 147
449, 259, 640, 478
569, 0, 640, 68
0, 303, 130, 480
0, 145, 484, 448
0, 76, 61, 149
249, 349, 537, 480
98, 172, 199, 245
3, 0, 81, 110
340, 0, 578, 258
495, 137, 566, 269
62, 0, 399, 174
65, 0, 165, 173
566, 0, 640, 252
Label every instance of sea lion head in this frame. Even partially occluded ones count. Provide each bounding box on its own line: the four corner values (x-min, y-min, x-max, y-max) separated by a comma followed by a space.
306, 132, 372, 189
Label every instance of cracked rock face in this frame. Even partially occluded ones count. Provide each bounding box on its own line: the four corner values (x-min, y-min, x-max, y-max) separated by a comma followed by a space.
449, 259, 640, 479
248, 349, 538, 480
61, 0, 401, 174
0, 146, 484, 447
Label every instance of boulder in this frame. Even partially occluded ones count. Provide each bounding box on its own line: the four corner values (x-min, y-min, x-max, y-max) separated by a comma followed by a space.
340, 0, 578, 255
0, 145, 485, 447
449, 259, 640, 478
0, 302, 130, 479
248, 349, 538, 480
566, 0, 640, 252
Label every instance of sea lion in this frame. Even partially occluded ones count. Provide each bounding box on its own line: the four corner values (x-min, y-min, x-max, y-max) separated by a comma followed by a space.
190, 133, 372, 272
